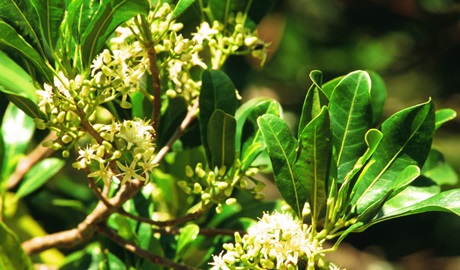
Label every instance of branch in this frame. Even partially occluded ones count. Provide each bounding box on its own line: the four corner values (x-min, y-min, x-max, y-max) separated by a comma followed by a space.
146, 43, 162, 132
7, 132, 57, 190
96, 223, 199, 270
118, 208, 203, 227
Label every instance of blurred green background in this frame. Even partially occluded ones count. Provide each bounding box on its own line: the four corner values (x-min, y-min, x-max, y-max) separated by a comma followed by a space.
228, 0, 460, 269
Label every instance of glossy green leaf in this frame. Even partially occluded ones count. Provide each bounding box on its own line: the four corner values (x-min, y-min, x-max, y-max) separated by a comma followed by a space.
0, 51, 41, 118
79, 0, 149, 67
329, 70, 373, 182
158, 96, 187, 147
362, 189, 460, 231
380, 176, 440, 216
175, 224, 200, 261
421, 148, 458, 186
29, 0, 65, 49
199, 70, 238, 165
258, 114, 306, 217
1, 103, 35, 181
351, 99, 435, 215
295, 107, 331, 221
207, 109, 236, 169
15, 158, 65, 200
0, 221, 34, 270
172, 0, 196, 19
367, 70, 387, 126
298, 70, 329, 138
435, 108, 456, 130
322, 75, 342, 98
0, 0, 44, 56
0, 20, 52, 82
102, 252, 125, 270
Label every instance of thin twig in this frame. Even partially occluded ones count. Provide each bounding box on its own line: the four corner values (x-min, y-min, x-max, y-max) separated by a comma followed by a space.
7, 132, 57, 190
118, 208, 203, 227
152, 226, 244, 237
96, 223, 199, 270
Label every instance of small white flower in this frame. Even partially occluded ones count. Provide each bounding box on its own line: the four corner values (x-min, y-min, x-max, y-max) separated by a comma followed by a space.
192, 22, 219, 45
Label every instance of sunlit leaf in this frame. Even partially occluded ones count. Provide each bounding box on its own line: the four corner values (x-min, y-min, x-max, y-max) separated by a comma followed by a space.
367, 70, 387, 126
15, 158, 65, 200
421, 148, 458, 186
350, 99, 435, 215
175, 224, 200, 261
0, 221, 34, 270
1, 103, 35, 181
435, 108, 456, 130
29, 0, 65, 49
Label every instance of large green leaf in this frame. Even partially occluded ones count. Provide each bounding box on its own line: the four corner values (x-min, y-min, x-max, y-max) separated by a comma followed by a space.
350, 99, 435, 215
0, 221, 34, 270
175, 224, 200, 261
361, 189, 460, 231
0, 21, 53, 82
329, 70, 373, 182
78, 0, 149, 67
15, 158, 65, 200
0, 0, 44, 56
298, 70, 329, 138
0, 51, 41, 118
29, 0, 65, 50
199, 70, 238, 165
207, 109, 236, 169
1, 103, 35, 182
295, 107, 331, 221
258, 114, 306, 217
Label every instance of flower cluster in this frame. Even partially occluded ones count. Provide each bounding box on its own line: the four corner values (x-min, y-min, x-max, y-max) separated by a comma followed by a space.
73, 118, 157, 185
210, 212, 316, 270
178, 162, 265, 213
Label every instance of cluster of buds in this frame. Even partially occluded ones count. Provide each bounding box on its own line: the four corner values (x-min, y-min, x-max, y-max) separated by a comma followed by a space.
73, 118, 157, 185
178, 162, 266, 213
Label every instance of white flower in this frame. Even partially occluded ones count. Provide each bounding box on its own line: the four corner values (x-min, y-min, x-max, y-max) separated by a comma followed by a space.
209, 251, 231, 270
115, 119, 155, 151
36, 83, 54, 107
192, 22, 219, 45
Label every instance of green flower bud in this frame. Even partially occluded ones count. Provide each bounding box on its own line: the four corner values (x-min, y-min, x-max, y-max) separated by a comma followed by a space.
201, 193, 211, 200
218, 165, 227, 176
225, 198, 237, 206
193, 183, 202, 193
195, 166, 206, 178
62, 134, 73, 144
217, 181, 228, 190
185, 165, 194, 178
62, 150, 70, 158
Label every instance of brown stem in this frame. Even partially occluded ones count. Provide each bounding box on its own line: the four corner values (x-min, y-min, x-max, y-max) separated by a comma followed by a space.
147, 45, 162, 132
22, 179, 143, 254
152, 227, 244, 237
7, 132, 57, 190
96, 223, 199, 270
118, 208, 203, 227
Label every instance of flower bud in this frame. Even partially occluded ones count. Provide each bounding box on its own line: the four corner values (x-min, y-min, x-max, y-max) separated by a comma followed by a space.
185, 165, 194, 177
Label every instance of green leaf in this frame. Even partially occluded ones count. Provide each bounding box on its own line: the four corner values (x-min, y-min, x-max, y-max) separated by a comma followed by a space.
258, 114, 306, 217
329, 70, 373, 182
15, 158, 65, 200
0, 0, 45, 56
172, 0, 196, 19
322, 76, 342, 98
421, 148, 458, 186
158, 96, 187, 147
0, 20, 53, 82
295, 107, 331, 221
350, 99, 435, 215
0, 221, 34, 270
435, 108, 456, 130
175, 224, 200, 261
29, 0, 65, 50
207, 109, 236, 169
298, 70, 329, 138
1, 103, 35, 181
367, 70, 387, 126
361, 189, 460, 231
0, 51, 41, 118
79, 0, 149, 67
102, 252, 125, 270
199, 70, 238, 165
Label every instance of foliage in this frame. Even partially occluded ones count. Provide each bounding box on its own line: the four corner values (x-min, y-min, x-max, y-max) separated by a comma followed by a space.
0, 0, 458, 269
